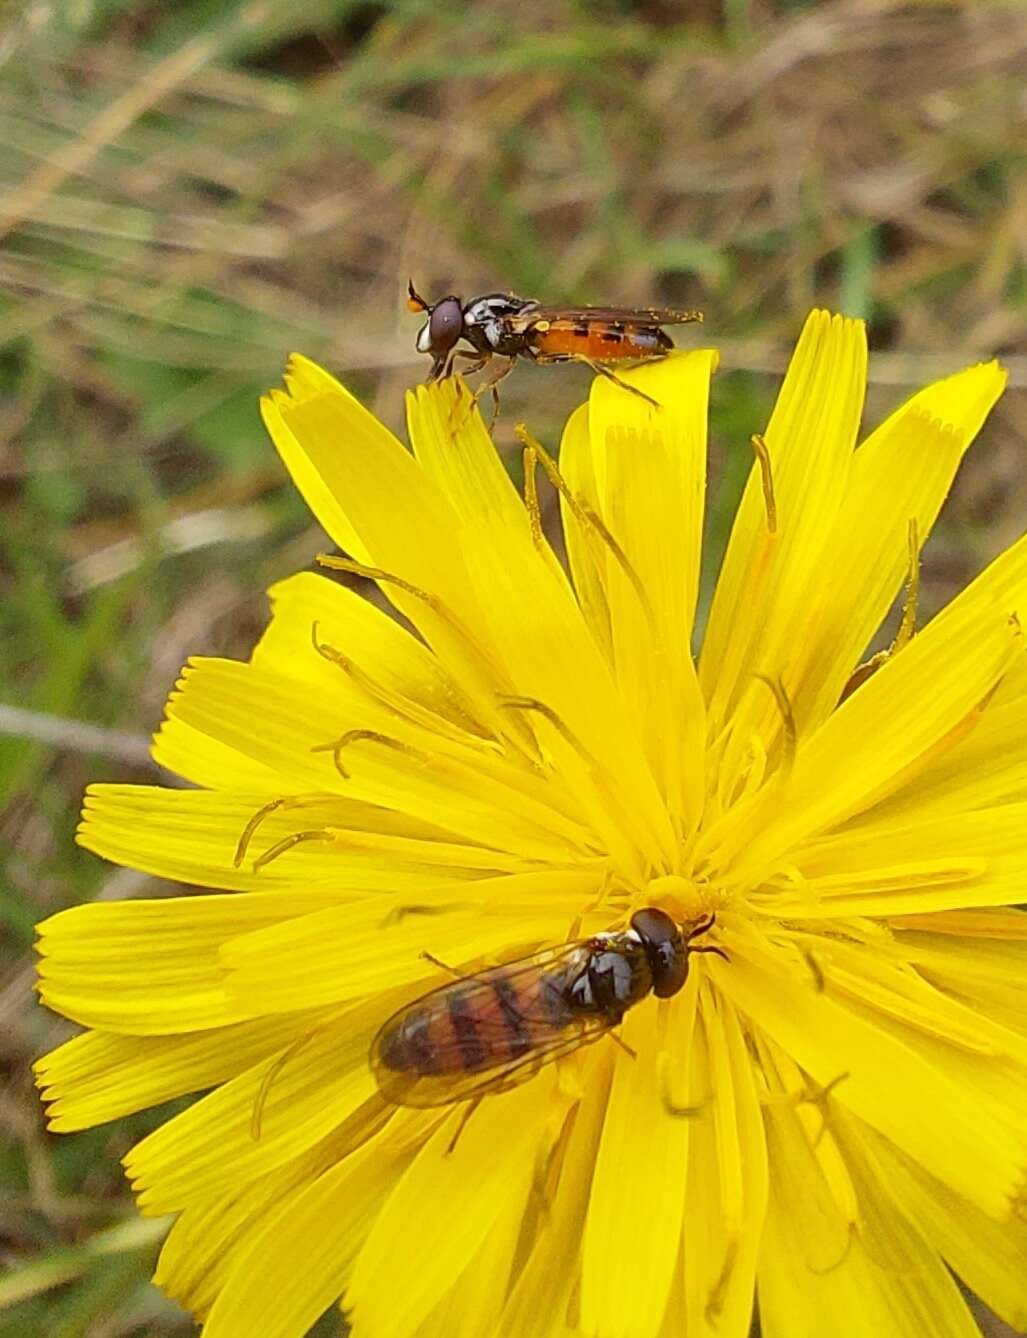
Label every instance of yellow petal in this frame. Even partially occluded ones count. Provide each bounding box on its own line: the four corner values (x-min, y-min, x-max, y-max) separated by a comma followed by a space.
863, 1126, 1027, 1333
772, 926, 1027, 1141
889, 910, 1027, 1037
219, 874, 594, 1013
35, 1015, 309, 1131
77, 784, 494, 895
456, 514, 676, 876
843, 659, 1027, 828
757, 1097, 981, 1338
36, 889, 344, 1033
416, 1168, 531, 1338
159, 656, 352, 792
125, 999, 380, 1215
261, 358, 512, 719
588, 349, 717, 647
761, 803, 1027, 918
587, 353, 717, 834
932, 525, 1027, 636
790, 360, 1007, 734
701, 312, 867, 736
680, 992, 767, 1337
155, 1112, 394, 1318
201, 1136, 401, 1338
260, 355, 379, 562
713, 938, 1027, 1221
155, 658, 596, 865
558, 402, 612, 657
580, 981, 698, 1338
251, 570, 482, 737
406, 377, 528, 531
345, 1078, 550, 1338
705, 580, 1021, 882
497, 1052, 613, 1338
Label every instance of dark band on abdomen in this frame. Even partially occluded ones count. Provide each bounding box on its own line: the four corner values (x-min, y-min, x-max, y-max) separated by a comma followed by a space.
398, 1010, 436, 1073
491, 972, 531, 1058
447, 988, 487, 1071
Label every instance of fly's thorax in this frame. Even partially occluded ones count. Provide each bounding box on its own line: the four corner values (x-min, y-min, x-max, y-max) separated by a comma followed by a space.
462, 293, 540, 355
565, 930, 652, 1021
462, 293, 539, 326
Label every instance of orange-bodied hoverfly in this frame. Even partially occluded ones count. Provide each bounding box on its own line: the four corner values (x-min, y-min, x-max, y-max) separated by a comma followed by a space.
371, 908, 726, 1109
406, 282, 703, 407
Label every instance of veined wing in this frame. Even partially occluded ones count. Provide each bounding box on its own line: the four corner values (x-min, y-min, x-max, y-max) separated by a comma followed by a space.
370, 937, 615, 1108
514, 304, 703, 326
374, 1017, 613, 1108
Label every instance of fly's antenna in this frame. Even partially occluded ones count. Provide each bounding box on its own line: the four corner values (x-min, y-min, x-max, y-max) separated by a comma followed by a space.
407, 279, 429, 313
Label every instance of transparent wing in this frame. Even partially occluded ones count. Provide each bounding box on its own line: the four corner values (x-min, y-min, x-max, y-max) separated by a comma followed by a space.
379, 1018, 613, 1107
516, 304, 703, 326
370, 937, 616, 1108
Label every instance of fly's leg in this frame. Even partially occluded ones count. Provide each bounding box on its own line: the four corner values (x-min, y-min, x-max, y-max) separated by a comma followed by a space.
421, 950, 466, 979
582, 357, 661, 407
446, 350, 493, 430
445, 1096, 483, 1155
607, 1029, 637, 1060
562, 881, 613, 944
471, 356, 517, 432
690, 944, 730, 963
453, 350, 492, 377
534, 351, 661, 407
685, 912, 730, 963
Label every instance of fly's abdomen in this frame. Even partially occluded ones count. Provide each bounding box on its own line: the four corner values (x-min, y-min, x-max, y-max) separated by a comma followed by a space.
532, 321, 673, 362
370, 965, 578, 1107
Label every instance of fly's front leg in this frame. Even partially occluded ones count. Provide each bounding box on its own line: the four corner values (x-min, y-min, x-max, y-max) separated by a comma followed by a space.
452, 349, 492, 378
446, 350, 493, 430
471, 356, 517, 431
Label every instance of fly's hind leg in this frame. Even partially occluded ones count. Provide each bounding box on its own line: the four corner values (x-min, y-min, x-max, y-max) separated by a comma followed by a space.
535, 351, 661, 408
445, 1096, 483, 1155
581, 357, 661, 408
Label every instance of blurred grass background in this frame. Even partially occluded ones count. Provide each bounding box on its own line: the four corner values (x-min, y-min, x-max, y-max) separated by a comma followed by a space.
2, 0, 1026, 1334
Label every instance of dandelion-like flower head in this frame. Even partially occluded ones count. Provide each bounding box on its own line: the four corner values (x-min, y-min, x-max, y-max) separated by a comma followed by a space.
36, 312, 1027, 1337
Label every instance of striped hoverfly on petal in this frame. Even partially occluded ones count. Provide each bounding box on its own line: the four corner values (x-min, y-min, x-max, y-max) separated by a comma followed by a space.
371, 908, 726, 1109
406, 282, 703, 411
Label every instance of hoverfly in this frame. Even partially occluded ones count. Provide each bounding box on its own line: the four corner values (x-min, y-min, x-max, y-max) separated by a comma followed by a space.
407, 282, 703, 409
371, 908, 726, 1109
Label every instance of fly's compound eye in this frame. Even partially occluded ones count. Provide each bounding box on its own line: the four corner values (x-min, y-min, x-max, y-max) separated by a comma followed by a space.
426, 297, 464, 354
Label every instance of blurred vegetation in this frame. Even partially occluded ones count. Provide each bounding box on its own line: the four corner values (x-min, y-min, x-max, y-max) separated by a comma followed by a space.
1, 1, 1026, 1333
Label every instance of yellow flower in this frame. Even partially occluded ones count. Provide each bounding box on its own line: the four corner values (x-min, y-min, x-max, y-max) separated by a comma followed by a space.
35, 311, 1027, 1338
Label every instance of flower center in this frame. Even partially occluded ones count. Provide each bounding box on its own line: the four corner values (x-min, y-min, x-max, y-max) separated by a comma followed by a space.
637, 872, 716, 921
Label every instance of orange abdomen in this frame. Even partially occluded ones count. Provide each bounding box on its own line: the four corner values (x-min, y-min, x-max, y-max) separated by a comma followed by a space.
373, 966, 572, 1088
532, 320, 672, 362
